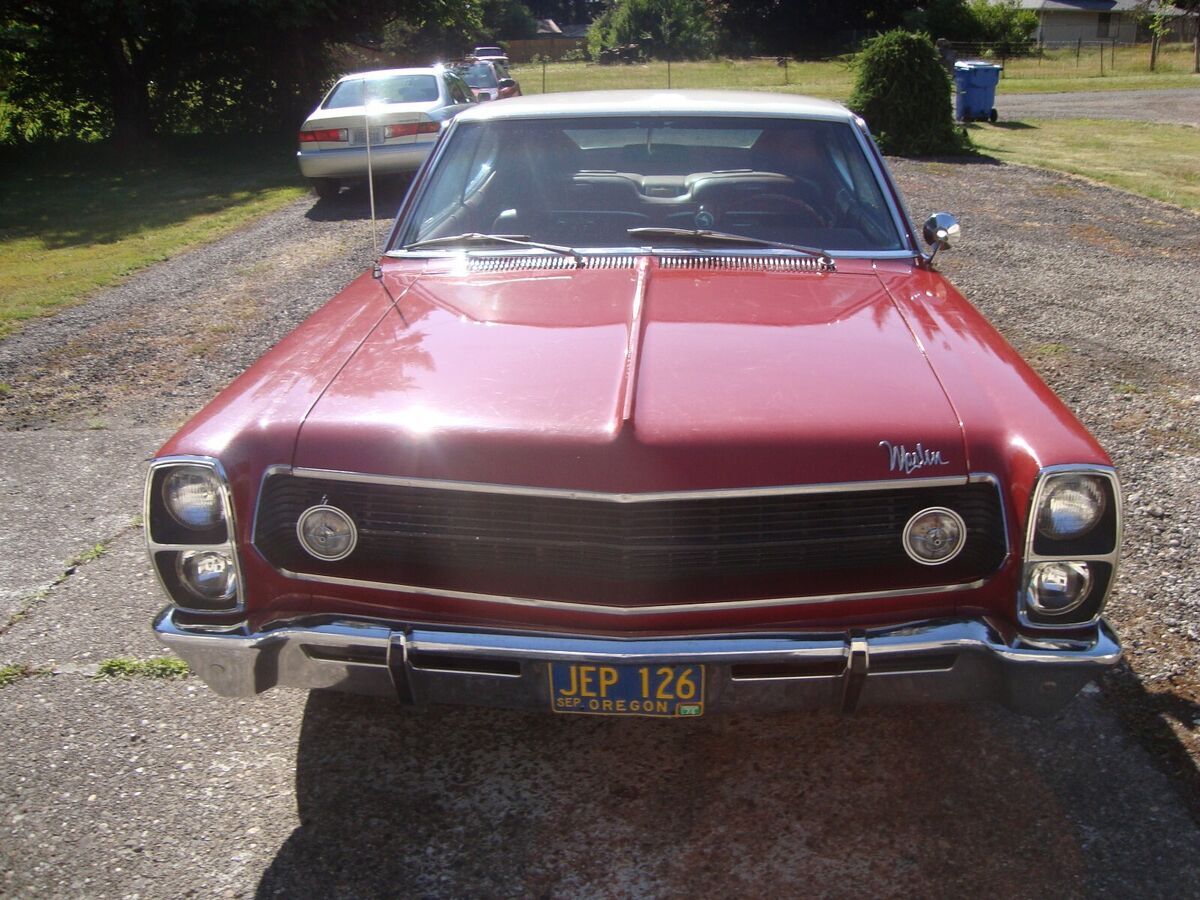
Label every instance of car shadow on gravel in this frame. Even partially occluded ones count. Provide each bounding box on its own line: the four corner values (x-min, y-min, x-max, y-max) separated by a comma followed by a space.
1102, 662, 1200, 823
256, 690, 1200, 895
304, 178, 414, 224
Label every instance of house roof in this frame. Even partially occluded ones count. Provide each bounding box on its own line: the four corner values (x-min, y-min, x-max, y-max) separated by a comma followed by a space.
1007, 0, 1183, 12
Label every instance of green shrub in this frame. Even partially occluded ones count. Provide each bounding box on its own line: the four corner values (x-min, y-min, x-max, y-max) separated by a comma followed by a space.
848, 30, 970, 157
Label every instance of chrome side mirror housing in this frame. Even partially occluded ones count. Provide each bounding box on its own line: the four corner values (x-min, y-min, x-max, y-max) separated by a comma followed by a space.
922, 212, 960, 265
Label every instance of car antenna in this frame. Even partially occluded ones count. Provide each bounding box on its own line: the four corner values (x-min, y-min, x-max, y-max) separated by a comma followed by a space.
364, 99, 381, 267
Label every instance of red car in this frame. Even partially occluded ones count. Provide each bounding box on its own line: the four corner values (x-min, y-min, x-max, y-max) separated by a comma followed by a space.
452, 60, 521, 102
150, 91, 1121, 718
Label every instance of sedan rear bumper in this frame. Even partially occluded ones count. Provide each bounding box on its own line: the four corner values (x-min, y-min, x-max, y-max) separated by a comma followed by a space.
154, 609, 1120, 717
296, 140, 436, 180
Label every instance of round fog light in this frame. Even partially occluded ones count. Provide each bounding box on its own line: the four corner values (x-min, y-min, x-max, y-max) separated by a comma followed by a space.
162, 467, 223, 530
297, 505, 357, 561
1026, 561, 1092, 616
903, 507, 966, 565
176, 550, 237, 603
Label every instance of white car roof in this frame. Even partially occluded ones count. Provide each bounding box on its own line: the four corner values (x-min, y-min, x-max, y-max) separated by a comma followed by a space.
335, 67, 445, 83
455, 90, 856, 123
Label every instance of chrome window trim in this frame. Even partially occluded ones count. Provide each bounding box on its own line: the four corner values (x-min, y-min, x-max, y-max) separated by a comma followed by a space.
145, 455, 245, 615
1019, 463, 1122, 631
252, 467, 1007, 614
846, 117, 918, 255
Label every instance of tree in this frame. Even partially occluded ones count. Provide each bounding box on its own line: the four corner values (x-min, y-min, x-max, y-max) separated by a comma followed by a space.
525, 0, 606, 24
715, 0, 921, 56
587, 0, 719, 58
0, 0, 469, 148
848, 29, 969, 156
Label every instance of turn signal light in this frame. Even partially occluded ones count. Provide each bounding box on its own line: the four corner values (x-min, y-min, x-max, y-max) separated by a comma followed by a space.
298, 128, 349, 143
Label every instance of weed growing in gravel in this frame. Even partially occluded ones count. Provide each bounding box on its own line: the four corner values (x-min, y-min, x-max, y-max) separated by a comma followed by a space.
0, 663, 35, 688
1033, 342, 1071, 356
67, 542, 107, 568
1115, 382, 1144, 395
96, 656, 190, 679
0, 382, 11, 397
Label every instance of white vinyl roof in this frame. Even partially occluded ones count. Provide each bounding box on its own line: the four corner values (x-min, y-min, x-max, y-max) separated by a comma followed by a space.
456, 90, 857, 124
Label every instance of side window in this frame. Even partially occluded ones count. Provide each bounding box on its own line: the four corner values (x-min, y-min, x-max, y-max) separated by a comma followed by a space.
444, 75, 471, 105
412, 125, 485, 240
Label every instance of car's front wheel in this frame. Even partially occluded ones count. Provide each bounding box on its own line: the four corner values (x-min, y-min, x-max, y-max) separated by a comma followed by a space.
309, 178, 341, 201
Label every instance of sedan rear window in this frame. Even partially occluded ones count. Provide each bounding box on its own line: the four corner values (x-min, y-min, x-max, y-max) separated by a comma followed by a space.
455, 64, 499, 89
397, 116, 905, 253
324, 74, 439, 108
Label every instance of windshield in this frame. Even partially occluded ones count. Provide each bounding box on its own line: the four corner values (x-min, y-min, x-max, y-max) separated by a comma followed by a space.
395, 116, 905, 253
455, 63, 499, 89
323, 74, 439, 108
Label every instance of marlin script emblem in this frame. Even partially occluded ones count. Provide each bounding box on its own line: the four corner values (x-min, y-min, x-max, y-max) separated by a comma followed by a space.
880, 440, 949, 475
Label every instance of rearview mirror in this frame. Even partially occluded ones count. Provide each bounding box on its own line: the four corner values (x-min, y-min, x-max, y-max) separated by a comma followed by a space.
922, 212, 960, 248
922, 212, 960, 264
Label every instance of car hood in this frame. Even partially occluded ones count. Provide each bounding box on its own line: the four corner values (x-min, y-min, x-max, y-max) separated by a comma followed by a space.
294, 260, 967, 490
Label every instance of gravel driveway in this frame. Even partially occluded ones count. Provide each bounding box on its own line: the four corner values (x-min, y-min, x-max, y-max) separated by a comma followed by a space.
1, 164, 1199, 896
999, 87, 1200, 127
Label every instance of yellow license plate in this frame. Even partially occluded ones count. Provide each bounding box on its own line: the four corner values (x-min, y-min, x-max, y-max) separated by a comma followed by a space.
548, 663, 705, 717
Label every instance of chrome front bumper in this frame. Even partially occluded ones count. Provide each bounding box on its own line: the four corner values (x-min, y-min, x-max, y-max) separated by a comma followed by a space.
154, 609, 1120, 717
296, 141, 436, 179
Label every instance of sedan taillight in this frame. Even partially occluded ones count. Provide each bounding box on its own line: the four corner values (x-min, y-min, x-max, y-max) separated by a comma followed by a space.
384, 121, 440, 139
298, 128, 349, 143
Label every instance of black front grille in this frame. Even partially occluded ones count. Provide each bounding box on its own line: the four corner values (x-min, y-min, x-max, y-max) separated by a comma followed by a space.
258, 475, 1008, 609
254, 474, 1007, 606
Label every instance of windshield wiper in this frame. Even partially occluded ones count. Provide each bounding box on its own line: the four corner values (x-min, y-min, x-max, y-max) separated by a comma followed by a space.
626, 227, 833, 268
401, 233, 582, 263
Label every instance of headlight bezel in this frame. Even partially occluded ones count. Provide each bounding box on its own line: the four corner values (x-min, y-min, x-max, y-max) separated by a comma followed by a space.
1020, 465, 1121, 630
145, 456, 243, 614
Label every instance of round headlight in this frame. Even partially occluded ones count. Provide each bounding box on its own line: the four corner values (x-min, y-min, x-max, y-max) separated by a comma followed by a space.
175, 549, 237, 603
1026, 561, 1092, 616
297, 505, 357, 561
162, 468, 224, 530
1036, 474, 1106, 540
903, 507, 966, 565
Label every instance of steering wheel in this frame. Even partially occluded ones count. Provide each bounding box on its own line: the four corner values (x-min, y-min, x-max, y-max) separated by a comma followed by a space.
744, 192, 828, 227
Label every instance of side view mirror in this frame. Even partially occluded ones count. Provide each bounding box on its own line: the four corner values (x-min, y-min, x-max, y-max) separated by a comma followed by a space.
498, 78, 516, 89
922, 212, 960, 264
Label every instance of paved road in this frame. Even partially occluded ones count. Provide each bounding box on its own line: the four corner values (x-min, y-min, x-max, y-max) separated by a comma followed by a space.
999, 87, 1200, 127
1, 167, 1199, 896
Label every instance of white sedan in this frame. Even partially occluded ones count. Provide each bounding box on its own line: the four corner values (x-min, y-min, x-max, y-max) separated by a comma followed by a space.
296, 67, 476, 199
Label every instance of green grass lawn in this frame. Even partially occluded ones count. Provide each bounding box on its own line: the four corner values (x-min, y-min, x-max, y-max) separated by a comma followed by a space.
1, 46, 1195, 342
0, 137, 305, 339
511, 43, 1198, 98
969, 118, 1200, 212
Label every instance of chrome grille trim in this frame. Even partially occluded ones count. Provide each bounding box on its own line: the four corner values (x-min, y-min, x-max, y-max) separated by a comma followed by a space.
252, 468, 1009, 613
467, 254, 637, 272
270, 568, 990, 615
658, 255, 831, 272
284, 467, 970, 501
